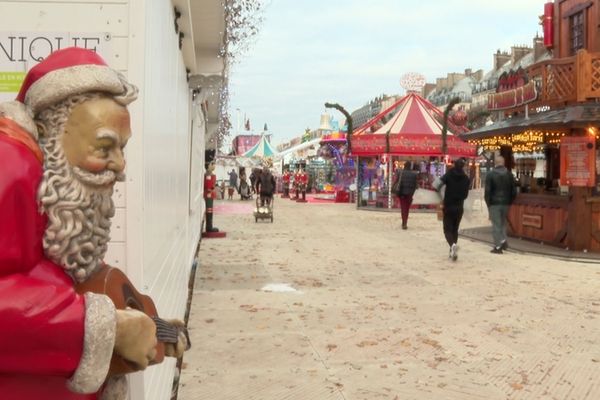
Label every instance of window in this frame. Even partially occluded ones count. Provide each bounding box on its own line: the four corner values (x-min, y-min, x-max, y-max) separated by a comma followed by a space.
570, 11, 585, 55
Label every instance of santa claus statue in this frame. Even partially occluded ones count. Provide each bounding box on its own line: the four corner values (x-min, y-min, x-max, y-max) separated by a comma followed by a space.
0, 47, 186, 400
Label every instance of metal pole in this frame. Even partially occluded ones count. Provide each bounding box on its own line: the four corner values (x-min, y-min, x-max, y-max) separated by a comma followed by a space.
355, 157, 360, 209
387, 156, 392, 209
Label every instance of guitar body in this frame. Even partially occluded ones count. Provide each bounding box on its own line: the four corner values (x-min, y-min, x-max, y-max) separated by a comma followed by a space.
75, 264, 165, 375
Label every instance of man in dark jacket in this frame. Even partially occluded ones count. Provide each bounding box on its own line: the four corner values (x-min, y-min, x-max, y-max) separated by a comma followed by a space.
394, 161, 419, 229
438, 158, 470, 261
485, 156, 517, 254
257, 166, 276, 206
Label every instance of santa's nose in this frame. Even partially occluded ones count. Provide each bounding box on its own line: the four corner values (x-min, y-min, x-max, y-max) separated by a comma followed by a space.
107, 149, 126, 173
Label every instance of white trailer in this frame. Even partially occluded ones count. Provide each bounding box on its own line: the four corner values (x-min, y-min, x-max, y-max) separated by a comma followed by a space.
0, 0, 228, 398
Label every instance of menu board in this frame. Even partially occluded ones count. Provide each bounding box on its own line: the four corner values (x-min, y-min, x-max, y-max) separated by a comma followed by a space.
560, 136, 596, 187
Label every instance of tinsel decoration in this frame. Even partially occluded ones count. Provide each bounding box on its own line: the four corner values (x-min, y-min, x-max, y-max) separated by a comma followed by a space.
441, 97, 460, 155
215, 0, 266, 143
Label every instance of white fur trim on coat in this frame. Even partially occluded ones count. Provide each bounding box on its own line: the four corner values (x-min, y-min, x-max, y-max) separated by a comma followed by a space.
25, 65, 124, 114
67, 292, 116, 394
100, 375, 128, 400
0, 101, 37, 139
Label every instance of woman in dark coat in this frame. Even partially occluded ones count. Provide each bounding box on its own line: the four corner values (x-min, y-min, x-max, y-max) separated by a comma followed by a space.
393, 161, 419, 230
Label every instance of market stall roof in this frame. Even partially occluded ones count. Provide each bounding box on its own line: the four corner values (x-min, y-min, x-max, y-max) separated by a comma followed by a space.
275, 137, 322, 159
243, 134, 277, 158
462, 103, 600, 140
352, 92, 475, 157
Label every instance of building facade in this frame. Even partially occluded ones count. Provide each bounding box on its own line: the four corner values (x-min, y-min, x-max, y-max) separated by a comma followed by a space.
350, 94, 399, 129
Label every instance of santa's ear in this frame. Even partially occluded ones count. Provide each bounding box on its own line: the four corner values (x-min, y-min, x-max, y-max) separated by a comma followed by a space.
36, 121, 47, 138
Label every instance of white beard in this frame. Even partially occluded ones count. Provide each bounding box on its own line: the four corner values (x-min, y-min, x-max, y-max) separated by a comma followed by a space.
38, 134, 123, 283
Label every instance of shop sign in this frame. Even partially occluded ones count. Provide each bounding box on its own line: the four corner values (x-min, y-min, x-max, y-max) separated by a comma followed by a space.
0, 32, 110, 97
522, 214, 543, 229
560, 136, 596, 187
352, 135, 387, 153
488, 81, 537, 111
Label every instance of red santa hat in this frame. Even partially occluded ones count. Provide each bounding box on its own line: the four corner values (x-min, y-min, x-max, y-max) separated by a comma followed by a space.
16, 47, 127, 115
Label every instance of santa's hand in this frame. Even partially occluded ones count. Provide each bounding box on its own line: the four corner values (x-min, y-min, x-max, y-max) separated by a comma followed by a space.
163, 319, 190, 358
114, 309, 157, 370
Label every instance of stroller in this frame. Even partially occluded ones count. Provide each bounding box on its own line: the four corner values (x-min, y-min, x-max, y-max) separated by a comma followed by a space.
254, 195, 274, 223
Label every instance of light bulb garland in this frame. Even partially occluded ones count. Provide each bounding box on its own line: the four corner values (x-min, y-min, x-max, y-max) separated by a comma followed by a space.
467, 129, 575, 153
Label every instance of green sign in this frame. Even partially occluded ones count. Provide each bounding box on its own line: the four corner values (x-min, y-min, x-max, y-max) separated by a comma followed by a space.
0, 72, 25, 93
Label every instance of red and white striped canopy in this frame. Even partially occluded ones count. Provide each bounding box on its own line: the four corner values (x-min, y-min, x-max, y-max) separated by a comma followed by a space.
352, 92, 475, 157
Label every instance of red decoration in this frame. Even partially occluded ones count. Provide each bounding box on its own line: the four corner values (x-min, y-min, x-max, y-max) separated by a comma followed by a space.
450, 110, 468, 127
543, 2, 554, 49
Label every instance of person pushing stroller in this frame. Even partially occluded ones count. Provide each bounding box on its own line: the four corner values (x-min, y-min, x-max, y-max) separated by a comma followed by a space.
256, 165, 276, 206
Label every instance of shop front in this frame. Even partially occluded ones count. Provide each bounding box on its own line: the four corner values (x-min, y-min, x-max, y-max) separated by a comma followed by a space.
466, 105, 600, 252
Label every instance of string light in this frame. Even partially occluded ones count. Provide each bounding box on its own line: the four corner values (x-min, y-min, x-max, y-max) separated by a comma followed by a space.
468, 129, 574, 152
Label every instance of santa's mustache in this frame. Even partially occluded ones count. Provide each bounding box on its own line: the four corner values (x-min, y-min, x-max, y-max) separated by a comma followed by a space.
71, 166, 125, 186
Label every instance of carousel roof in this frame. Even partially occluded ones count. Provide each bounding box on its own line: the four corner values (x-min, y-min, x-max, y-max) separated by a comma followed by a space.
355, 92, 466, 136
352, 92, 475, 157
243, 134, 277, 158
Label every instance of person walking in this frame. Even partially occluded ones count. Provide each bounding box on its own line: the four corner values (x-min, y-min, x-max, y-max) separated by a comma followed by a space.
256, 166, 277, 206
485, 155, 517, 254
437, 158, 470, 261
393, 161, 418, 229
228, 168, 238, 200
249, 169, 257, 194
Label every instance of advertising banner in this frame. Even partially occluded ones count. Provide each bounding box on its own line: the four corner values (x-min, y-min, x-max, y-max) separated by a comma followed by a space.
560, 136, 596, 187
0, 32, 110, 101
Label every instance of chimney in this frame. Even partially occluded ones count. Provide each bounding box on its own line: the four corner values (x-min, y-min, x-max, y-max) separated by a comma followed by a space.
422, 83, 436, 98
436, 77, 444, 89
494, 49, 511, 70
511, 45, 531, 65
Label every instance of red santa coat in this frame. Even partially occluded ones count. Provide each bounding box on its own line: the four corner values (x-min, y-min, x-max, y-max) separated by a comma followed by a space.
0, 121, 96, 399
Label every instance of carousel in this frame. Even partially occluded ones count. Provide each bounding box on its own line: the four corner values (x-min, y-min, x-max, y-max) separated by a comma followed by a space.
351, 91, 476, 209
315, 131, 356, 202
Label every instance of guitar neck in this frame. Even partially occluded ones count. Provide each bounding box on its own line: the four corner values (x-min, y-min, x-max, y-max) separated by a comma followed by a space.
152, 317, 182, 344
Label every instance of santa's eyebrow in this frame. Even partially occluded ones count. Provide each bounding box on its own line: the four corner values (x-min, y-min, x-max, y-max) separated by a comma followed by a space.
96, 129, 119, 142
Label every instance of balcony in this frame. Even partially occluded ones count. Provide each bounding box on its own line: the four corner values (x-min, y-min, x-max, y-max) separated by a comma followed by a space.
525, 49, 600, 110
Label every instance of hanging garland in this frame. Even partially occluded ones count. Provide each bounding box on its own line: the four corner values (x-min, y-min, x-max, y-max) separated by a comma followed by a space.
215, 0, 266, 142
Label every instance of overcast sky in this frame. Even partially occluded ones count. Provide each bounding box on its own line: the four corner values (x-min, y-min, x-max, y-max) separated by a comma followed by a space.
228, 0, 545, 147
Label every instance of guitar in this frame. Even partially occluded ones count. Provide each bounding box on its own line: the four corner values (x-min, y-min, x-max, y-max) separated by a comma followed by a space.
75, 264, 190, 376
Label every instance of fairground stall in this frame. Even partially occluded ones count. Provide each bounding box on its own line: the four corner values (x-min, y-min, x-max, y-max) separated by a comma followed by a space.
313, 131, 356, 202
351, 92, 476, 209
462, 0, 600, 253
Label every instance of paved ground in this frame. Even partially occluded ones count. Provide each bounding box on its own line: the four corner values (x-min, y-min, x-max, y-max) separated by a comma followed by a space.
178, 198, 600, 400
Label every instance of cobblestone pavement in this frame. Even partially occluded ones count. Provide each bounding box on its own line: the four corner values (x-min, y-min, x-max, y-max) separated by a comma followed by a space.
178, 199, 600, 400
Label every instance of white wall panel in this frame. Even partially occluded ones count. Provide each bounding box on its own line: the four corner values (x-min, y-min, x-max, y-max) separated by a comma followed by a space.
0, 3, 129, 36
135, 0, 198, 398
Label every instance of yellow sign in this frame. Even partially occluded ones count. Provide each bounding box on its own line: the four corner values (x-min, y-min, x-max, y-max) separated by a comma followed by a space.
0, 72, 25, 92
